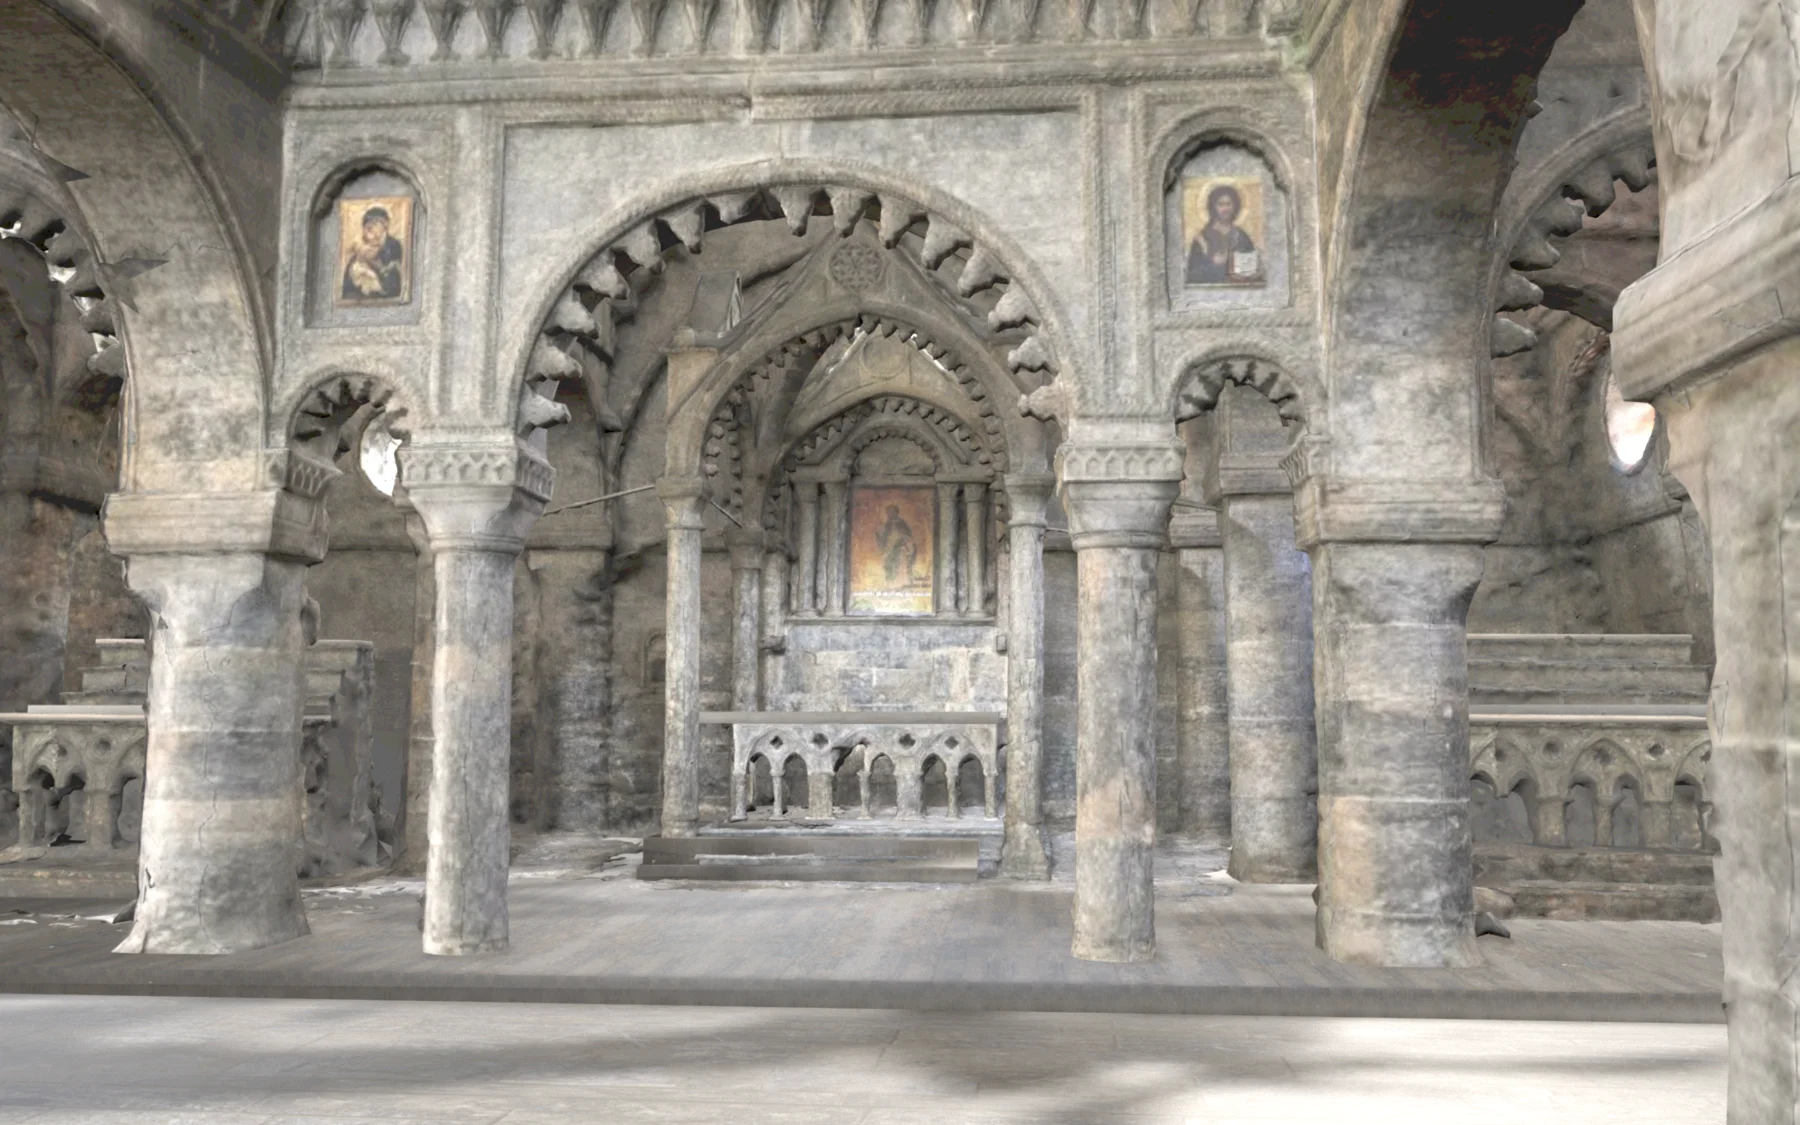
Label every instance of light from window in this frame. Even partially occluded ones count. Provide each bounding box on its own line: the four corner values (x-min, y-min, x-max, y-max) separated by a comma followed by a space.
359, 415, 402, 496
1603, 368, 1655, 471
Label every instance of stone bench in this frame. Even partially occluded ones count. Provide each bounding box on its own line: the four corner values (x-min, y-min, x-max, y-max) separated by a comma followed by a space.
699, 711, 1003, 823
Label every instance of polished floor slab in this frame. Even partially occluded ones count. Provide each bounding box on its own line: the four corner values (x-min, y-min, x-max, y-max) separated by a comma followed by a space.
0, 995, 1728, 1124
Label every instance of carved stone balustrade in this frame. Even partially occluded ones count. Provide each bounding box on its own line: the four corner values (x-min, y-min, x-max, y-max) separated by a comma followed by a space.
703, 710, 1001, 823
5, 706, 148, 856
1, 637, 384, 884
1468, 704, 1712, 852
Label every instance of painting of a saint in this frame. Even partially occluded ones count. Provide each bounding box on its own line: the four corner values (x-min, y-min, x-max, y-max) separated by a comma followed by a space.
1182, 178, 1266, 287
336, 196, 412, 306
849, 486, 935, 616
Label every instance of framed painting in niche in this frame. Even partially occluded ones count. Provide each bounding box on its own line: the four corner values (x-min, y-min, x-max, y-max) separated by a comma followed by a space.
1164, 141, 1290, 311
1182, 177, 1265, 287
336, 196, 412, 306
848, 486, 935, 616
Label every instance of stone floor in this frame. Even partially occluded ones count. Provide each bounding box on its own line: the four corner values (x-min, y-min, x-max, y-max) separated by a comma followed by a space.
0, 834, 1723, 1022
0, 995, 1727, 1124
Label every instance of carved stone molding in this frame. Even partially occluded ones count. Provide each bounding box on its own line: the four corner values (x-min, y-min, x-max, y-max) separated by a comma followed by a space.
103, 489, 329, 564
1057, 435, 1184, 550
400, 438, 557, 552
1290, 474, 1508, 551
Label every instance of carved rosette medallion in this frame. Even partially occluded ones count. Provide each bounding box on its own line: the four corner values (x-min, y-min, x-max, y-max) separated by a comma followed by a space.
828, 243, 884, 291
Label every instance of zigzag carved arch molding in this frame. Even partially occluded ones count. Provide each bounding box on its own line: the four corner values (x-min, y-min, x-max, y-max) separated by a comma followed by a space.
527, 184, 1056, 411
1490, 126, 1656, 359
280, 373, 412, 499
0, 180, 124, 394
1172, 354, 1305, 426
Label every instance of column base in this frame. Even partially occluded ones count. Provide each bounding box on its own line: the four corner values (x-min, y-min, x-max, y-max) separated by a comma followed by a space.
1228, 850, 1316, 884
999, 821, 1051, 880
1315, 904, 1480, 969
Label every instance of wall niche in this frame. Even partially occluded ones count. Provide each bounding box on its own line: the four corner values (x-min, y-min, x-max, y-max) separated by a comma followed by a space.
1163, 139, 1290, 311
310, 167, 424, 328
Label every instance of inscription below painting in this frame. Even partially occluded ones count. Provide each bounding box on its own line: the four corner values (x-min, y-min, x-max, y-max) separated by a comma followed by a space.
337, 196, 412, 306
1182, 176, 1265, 287
849, 486, 935, 616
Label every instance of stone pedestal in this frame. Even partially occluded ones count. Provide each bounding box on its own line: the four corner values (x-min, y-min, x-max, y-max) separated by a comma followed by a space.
1000, 473, 1052, 879
1169, 508, 1229, 838
1219, 490, 1317, 883
1059, 433, 1183, 962
403, 440, 552, 956
103, 489, 324, 955
657, 475, 708, 837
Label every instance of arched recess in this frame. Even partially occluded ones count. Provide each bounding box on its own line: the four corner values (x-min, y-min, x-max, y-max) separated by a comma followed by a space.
0, 1, 271, 494
1154, 119, 1304, 312
516, 166, 1071, 436
1171, 352, 1310, 429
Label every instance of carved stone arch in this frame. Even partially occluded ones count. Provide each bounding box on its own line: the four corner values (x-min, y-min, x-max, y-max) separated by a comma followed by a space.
1156, 116, 1302, 203
273, 370, 416, 502
0, 6, 271, 492
695, 307, 1011, 523
1172, 352, 1308, 426
1569, 737, 1636, 791
842, 423, 955, 476
1489, 110, 1657, 358
308, 157, 431, 220
514, 159, 1071, 411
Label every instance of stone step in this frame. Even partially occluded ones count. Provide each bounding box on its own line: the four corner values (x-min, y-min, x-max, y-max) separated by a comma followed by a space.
1468, 633, 1695, 665
1488, 880, 1720, 923
1468, 658, 1711, 705
1473, 844, 1715, 886
639, 833, 982, 882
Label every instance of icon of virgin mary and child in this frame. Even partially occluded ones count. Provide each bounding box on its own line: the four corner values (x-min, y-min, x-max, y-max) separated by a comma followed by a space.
1185, 184, 1264, 287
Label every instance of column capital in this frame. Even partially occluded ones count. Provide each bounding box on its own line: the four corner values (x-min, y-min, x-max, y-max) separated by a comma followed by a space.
104, 488, 328, 564
1167, 505, 1222, 549
656, 474, 709, 531
401, 439, 552, 554
726, 528, 767, 569
1004, 472, 1056, 527
1056, 435, 1184, 551
1285, 434, 1503, 550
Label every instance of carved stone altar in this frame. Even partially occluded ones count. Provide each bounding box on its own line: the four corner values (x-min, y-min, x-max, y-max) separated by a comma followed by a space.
702, 711, 1003, 824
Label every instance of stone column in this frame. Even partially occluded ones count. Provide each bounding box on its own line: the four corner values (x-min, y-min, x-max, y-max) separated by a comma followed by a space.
402, 440, 552, 956
760, 548, 787, 708
1059, 432, 1184, 962
1217, 491, 1316, 881
793, 479, 820, 617
104, 489, 324, 954
962, 482, 988, 617
396, 508, 435, 874
657, 475, 707, 837
1169, 507, 1230, 838
529, 546, 612, 831
936, 481, 960, 615
728, 530, 764, 711
1000, 472, 1053, 879
820, 478, 848, 616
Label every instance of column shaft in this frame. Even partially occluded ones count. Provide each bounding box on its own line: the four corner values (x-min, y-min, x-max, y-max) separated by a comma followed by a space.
112, 551, 312, 954
1173, 535, 1230, 838
760, 549, 787, 708
1001, 475, 1052, 878
422, 547, 517, 955
1311, 542, 1483, 968
398, 513, 435, 874
729, 533, 763, 711
1221, 493, 1317, 882
820, 480, 848, 616
794, 483, 819, 616
963, 483, 988, 617
936, 483, 960, 615
659, 478, 707, 836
